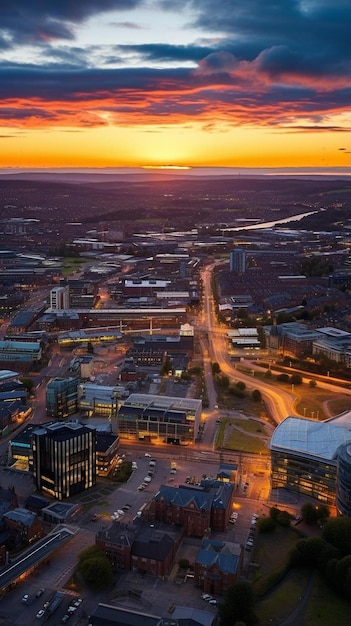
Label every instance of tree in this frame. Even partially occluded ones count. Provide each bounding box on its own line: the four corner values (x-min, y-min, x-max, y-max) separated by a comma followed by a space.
290, 373, 302, 385
301, 502, 319, 525
211, 362, 220, 375
316, 504, 330, 525
20, 377, 35, 394
322, 517, 351, 556
77, 546, 113, 590
219, 582, 258, 626
258, 516, 276, 533
252, 389, 262, 402
277, 510, 291, 527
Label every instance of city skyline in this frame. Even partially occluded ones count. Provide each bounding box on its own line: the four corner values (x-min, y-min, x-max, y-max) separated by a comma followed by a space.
0, 0, 350, 169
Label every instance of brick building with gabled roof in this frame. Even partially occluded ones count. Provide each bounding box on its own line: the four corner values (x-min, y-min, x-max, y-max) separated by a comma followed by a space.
195, 538, 243, 596
146, 481, 234, 535
96, 520, 182, 577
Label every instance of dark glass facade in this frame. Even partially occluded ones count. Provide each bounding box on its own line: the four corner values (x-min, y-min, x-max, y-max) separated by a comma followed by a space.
336, 443, 351, 516
271, 450, 337, 505
46, 377, 78, 419
32, 422, 96, 500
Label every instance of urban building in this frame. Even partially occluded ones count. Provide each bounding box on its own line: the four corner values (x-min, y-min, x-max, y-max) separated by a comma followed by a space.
336, 443, 351, 517
2, 508, 43, 546
32, 422, 96, 500
46, 377, 78, 419
50, 286, 69, 310
229, 248, 246, 273
195, 538, 243, 595
96, 520, 182, 577
40, 501, 81, 525
147, 481, 234, 534
96, 432, 119, 476
264, 321, 320, 359
78, 383, 120, 419
312, 327, 351, 365
117, 394, 202, 445
269, 411, 351, 508
0, 340, 42, 372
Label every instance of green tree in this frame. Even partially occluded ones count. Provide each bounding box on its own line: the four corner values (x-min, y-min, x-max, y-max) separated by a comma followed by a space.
211, 362, 220, 375
252, 389, 262, 402
290, 373, 302, 385
322, 517, 351, 556
301, 502, 319, 525
77, 546, 113, 590
269, 506, 280, 522
316, 504, 330, 525
258, 516, 276, 533
20, 377, 35, 393
236, 381, 246, 391
277, 510, 291, 527
219, 582, 258, 626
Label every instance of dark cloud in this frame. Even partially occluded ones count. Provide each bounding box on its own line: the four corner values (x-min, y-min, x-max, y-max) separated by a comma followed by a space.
176, 0, 351, 77
0, 1, 349, 134
1, 1, 142, 43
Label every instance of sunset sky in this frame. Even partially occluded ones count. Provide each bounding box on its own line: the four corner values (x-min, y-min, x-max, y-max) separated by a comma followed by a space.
0, 0, 350, 170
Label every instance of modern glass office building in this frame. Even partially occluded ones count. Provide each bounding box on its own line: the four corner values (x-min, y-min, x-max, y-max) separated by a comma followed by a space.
270, 412, 351, 509
32, 422, 96, 500
336, 443, 351, 516
46, 377, 78, 419
117, 393, 202, 445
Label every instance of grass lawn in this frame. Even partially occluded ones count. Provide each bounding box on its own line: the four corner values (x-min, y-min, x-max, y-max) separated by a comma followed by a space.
304, 573, 351, 626
62, 257, 86, 277
253, 525, 300, 582
217, 425, 269, 454
253, 525, 351, 625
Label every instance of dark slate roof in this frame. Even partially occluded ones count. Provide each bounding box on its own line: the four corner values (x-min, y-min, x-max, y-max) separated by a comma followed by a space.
131, 528, 175, 562
154, 485, 213, 511
96, 432, 119, 452
24, 495, 50, 510
89, 603, 161, 626
96, 521, 136, 548
196, 538, 240, 575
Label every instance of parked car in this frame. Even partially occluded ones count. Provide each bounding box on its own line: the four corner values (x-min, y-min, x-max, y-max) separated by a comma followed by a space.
144, 453, 151, 457
202, 594, 212, 601
144, 476, 152, 483
61, 615, 70, 624
36, 589, 45, 598
36, 609, 45, 619
21, 594, 29, 604
209, 599, 217, 606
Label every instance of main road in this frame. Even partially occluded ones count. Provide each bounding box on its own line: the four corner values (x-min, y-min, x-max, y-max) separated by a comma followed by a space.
198, 262, 296, 425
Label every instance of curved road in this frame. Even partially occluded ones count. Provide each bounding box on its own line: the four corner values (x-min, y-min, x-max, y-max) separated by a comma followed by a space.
198, 261, 351, 426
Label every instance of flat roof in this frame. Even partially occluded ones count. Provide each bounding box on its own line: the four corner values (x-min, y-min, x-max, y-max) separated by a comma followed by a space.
123, 393, 202, 412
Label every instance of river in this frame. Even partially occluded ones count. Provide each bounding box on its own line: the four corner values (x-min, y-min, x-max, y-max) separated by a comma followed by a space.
222, 210, 318, 232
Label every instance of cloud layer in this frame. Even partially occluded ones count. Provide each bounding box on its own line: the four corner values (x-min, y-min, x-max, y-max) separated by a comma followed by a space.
0, 0, 350, 134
